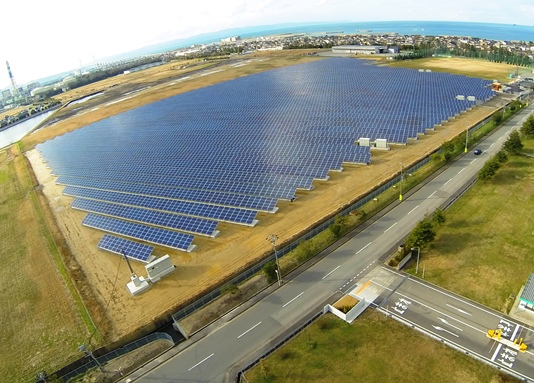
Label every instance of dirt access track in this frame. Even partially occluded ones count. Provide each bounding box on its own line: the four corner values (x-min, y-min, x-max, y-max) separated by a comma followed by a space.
24, 52, 513, 342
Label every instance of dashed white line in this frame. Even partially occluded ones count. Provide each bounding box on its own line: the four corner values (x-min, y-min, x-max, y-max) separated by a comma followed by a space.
188, 353, 214, 371
458, 168, 465, 174
444, 179, 452, 186
408, 205, 419, 215
356, 242, 372, 254
238, 322, 262, 339
322, 265, 341, 280
490, 143, 495, 148
470, 159, 477, 164
384, 222, 398, 233
283, 292, 304, 308
428, 191, 436, 198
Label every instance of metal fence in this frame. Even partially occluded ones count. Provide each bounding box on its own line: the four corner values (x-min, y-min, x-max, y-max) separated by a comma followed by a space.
57, 332, 173, 382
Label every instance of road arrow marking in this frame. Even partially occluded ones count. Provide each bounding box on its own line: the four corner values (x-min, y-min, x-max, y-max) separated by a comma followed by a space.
432, 325, 459, 338
446, 304, 472, 316
438, 317, 463, 331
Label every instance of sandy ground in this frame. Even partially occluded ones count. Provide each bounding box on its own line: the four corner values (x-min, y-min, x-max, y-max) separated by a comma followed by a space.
24, 55, 511, 342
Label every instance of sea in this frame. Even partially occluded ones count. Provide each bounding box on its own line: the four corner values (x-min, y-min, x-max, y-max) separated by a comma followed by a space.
116, 20, 534, 61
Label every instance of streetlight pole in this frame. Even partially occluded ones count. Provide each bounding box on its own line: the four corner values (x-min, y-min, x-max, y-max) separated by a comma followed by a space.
412, 247, 421, 274
465, 128, 469, 153
267, 234, 282, 286
399, 162, 404, 201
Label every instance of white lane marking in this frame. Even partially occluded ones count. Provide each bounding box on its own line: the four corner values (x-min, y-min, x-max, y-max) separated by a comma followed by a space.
458, 168, 465, 174
490, 143, 495, 148
283, 292, 304, 308
408, 205, 419, 215
498, 136, 503, 141
322, 265, 341, 280
356, 242, 372, 255
384, 222, 398, 233
408, 277, 531, 325
510, 325, 521, 340
491, 343, 503, 361
188, 353, 214, 371
446, 304, 472, 316
470, 159, 477, 164
238, 322, 262, 339
444, 179, 452, 186
432, 325, 460, 338
428, 191, 436, 198
438, 317, 464, 331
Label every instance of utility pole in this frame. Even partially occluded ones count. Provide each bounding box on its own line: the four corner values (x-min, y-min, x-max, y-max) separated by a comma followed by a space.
267, 234, 282, 286
465, 128, 469, 153
399, 162, 404, 201
78, 344, 104, 372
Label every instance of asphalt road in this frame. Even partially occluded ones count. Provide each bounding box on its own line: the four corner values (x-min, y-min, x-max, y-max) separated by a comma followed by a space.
372, 267, 534, 382
136, 105, 534, 383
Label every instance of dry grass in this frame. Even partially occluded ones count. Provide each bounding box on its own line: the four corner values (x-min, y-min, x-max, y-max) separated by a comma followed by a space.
0, 146, 89, 382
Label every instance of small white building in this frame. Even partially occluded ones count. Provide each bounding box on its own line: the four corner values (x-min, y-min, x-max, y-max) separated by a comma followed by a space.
519, 273, 534, 312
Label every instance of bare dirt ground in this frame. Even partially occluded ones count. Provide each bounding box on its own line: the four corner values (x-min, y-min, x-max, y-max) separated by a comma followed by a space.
22, 54, 514, 344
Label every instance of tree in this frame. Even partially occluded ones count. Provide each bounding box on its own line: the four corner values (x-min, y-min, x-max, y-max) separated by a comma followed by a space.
521, 115, 534, 137
495, 150, 508, 164
262, 261, 278, 283
492, 112, 503, 125
432, 208, 446, 226
503, 130, 523, 155
478, 159, 500, 181
405, 219, 435, 249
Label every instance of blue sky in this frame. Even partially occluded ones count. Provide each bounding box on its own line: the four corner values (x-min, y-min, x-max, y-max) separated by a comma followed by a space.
1, 0, 534, 90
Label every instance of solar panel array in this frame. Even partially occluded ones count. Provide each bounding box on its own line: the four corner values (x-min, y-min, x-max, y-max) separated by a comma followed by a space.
97, 234, 155, 263
36, 58, 494, 254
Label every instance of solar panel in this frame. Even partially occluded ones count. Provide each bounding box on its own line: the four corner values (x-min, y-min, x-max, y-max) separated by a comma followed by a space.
97, 234, 155, 263
72, 198, 219, 237
83, 214, 196, 252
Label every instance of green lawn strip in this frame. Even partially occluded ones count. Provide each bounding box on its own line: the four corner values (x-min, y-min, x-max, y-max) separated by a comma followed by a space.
404, 138, 534, 310
245, 311, 506, 383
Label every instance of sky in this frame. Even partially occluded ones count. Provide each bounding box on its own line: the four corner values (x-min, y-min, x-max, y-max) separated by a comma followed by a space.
1, 0, 534, 90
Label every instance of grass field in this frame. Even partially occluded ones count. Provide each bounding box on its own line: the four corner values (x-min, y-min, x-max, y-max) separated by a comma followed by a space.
245, 311, 514, 383
403, 137, 534, 311
0, 146, 90, 382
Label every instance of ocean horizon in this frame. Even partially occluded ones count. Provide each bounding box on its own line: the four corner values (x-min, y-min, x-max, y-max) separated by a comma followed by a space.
121, 20, 534, 60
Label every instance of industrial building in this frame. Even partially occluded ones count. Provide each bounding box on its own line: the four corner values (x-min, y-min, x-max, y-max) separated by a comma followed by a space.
519, 274, 534, 313
332, 45, 387, 54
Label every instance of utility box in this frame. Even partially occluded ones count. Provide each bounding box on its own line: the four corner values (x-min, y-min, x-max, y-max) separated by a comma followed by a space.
145, 255, 175, 283
375, 138, 389, 150
358, 137, 370, 146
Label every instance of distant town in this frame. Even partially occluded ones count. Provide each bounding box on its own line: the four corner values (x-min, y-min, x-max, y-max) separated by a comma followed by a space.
2, 31, 533, 128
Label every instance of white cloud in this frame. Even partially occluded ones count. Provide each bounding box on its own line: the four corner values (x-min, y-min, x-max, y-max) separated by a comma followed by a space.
1, 0, 533, 89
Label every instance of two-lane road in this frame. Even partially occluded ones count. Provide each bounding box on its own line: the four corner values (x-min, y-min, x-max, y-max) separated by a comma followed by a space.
136, 105, 534, 382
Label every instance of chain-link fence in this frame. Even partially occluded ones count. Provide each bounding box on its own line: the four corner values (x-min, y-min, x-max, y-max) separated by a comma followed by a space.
55, 332, 173, 382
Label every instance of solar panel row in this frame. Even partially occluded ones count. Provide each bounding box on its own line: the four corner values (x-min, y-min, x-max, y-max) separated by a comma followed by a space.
97, 234, 155, 263
72, 198, 219, 236
83, 214, 195, 252
58, 176, 279, 211
64, 186, 259, 225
